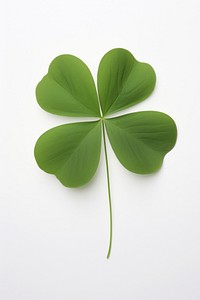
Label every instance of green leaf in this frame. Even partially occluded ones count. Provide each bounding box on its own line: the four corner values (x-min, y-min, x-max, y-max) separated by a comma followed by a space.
105, 111, 177, 174
36, 55, 100, 117
34, 48, 178, 258
34, 121, 101, 187
97, 48, 156, 116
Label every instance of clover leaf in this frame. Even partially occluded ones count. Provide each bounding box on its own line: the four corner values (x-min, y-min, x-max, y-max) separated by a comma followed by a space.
34, 48, 177, 258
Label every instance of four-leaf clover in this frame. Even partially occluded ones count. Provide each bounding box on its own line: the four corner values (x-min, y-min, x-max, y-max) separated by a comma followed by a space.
34, 48, 177, 258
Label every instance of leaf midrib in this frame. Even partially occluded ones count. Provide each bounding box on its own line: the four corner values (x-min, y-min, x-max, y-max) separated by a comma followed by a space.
105, 60, 137, 115
54, 121, 100, 174
106, 121, 164, 155
48, 73, 99, 115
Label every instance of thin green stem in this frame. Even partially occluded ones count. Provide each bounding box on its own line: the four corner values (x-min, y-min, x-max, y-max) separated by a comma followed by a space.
102, 119, 112, 259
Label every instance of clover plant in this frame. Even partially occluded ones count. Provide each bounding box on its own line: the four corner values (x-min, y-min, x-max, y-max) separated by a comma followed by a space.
34, 48, 177, 258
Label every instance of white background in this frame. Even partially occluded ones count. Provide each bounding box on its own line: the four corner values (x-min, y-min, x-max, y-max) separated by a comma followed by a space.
1, 0, 200, 299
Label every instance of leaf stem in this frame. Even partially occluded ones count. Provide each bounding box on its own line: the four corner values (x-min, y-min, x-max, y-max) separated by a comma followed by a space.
102, 119, 112, 259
